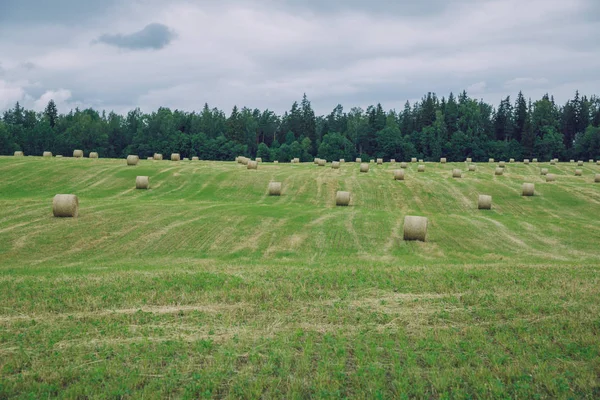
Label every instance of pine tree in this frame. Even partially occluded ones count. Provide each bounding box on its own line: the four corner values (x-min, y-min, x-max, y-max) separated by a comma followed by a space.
513, 91, 527, 143
44, 100, 58, 128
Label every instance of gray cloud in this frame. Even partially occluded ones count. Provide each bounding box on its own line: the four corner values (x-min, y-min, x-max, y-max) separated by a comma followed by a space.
96, 23, 176, 50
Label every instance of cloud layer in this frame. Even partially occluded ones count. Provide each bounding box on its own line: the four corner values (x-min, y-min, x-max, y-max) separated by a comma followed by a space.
1, 0, 599, 115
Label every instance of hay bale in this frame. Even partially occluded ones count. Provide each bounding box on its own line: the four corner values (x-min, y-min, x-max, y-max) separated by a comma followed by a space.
171, 153, 180, 161
411, 158, 417, 163
495, 168, 504, 175
418, 159, 423, 163
418, 164, 425, 172
390, 159, 396, 163
247, 160, 258, 170
597, 161, 600, 166
403, 216, 428, 242
524, 159, 530, 164
595, 174, 600, 183
400, 162, 408, 169
575, 169, 582, 176
546, 174, 556, 182
522, 183, 535, 196
73, 150, 83, 158
540, 168, 548, 175
183, 158, 189, 161
56, 155, 63, 158
136, 176, 149, 189
52, 194, 79, 218
154, 153, 163, 160
241, 157, 249, 165
466, 158, 472, 163
589, 159, 594, 163
147, 157, 153, 160
89, 152, 99, 159
335, 191, 350, 206
377, 158, 383, 165
393, 169, 405, 180
489, 158, 494, 163
192, 156, 199, 161
370, 159, 375, 164
340, 159, 345, 163
256, 157, 262, 163
332, 161, 340, 169
355, 158, 362, 163
127, 155, 139, 166
43, 151, 52, 157
268, 182, 282, 196
452, 169, 462, 178
314, 158, 320, 164
498, 161, 506, 168
550, 159, 556, 165
318, 159, 326, 167
360, 163, 369, 173
14, 151, 24, 156
274, 160, 279, 164
469, 164, 476, 171
570, 159, 575, 163
510, 158, 515, 163
532, 158, 538, 163
292, 158, 300, 163
478, 195, 492, 210
577, 160, 583, 166
440, 158, 447, 163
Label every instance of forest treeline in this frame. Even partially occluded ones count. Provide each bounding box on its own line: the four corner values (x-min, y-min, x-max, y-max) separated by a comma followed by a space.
1, 90, 600, 162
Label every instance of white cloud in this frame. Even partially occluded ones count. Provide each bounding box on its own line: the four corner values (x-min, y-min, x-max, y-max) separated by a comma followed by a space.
33, 89, 74, 112
0, 80, 26, 110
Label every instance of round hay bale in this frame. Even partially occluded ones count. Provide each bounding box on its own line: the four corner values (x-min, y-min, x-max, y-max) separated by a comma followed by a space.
340, 159, 345, 163
147, 157, 153, 160
241, 157, 249, 165
575, 169, 582, 176
89, 152, 99, 159
292, 158, 300, 163
314, 158, 320, 164
570, 159, 575, 163
522, 183, 535, 196
393, 169, 405, 180
440, 158, 447, 163
546, 174, 556, 182
52, 194, 79, 218
73, 150, 83, 158
418, 164, 425, 172
550, 159, 556, 165
489, 158, 495, 163
524, 159, 530, 164
126, 155, 139, 166
43, 151, 52, 157
360, 163, 369, 173
466, 157, 472, 163
268, 182, 282, 196
192, 156, 199, 161
468, 164, 476, 171
478, 195, 492, 210
510, 158, 515, 163
411, 158, 417, 163
589, 159, 594, 163
577, 160, 583, 166
532, 158, 538, 163
390, 159, 396, 163
14, 151, 24, 156
171, 153, 180, 161
335, 191, 350, 206
332, 161, 340, 169
355, 158, 362, 163
498, 161, 506, 168
418, 159, 423, 163
452, 169, 462, 178
377, 158, 383, 165
403, 216, 428, 242
495, 168, 504, 176
540, 168, 548, 175
256, 157, 262, 163
247, 160, 258, 170
370, 159, 375, 164
318, 159, 326, 167
274, 160, 279, 164
400, 162, 408, 169
183, 158, 189, 161
136, 176, 149, 189
154, 153, 163, 160
597, 161, 600, 166
235, 156, 241, 163
595, 174, 600, 183
56, 155, 63, 158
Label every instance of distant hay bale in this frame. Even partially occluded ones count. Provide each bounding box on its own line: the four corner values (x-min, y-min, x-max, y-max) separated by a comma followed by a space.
532, 158, 538, 162
478, 195, 492, 210
440, 158, 447, 163
73, 150, 83, 158
332, 161, 340, 169
268, 182, 282, 196
171, 153, 180, 161
403, 216, 428, 242
510, 158, 515, 163
241, 157, 249, 165
469, 164, 476, 171
43, 151, 52, 157
418, 159, 423, 163
56, 155, 63, 158
136, 176, 149, 189
524, 159, 530, 164
466, 157, 472, 163
293, 158, 300, 163
192, 156, 199, 161
147, 157, 153, 160
577, 160, 583, 166
597, 161, 600, 165
52, 194, 79, 218
495, 168, 504, 175
498, 161, 506, 168
390, 159, 396, 163
314, 158, 320, 164
377, 158, 383, 165
127, 155, 139, 166
540, 168, 548, 175
589, 159, 594, 163
550, 159, 556, 165
256, 157, 262, 163
595, 174, 600, 183
575, 169, 582, 176
360, 163, 369, 173
522, 183, 535, 196
546, 174, 556, 182
340, 159, 345, 163
89, 152, 98, 159
235, 156, 241, 163
355, 158, 362, 163
318, 159, 326, 166
335, 191, 350, 206
393, 169, 405, 180
154, 153, 163, 160
570, 160, 575, 163
183, 158, 189, 161
14, 151, 24, 156
370, 159, 375, 164
418, 164, 425, 172
247, 160, 258, 169
411, 158, 417, 163
274, 160, 279, 164
452, 169, 462, 178
489, 158, 494, 163
400, 162, 408, 168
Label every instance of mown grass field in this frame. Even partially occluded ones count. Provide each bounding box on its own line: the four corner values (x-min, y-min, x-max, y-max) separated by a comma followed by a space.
1, 156, 599, 399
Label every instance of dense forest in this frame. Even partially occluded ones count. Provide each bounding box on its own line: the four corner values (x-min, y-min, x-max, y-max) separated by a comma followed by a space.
1, 90, 600, 162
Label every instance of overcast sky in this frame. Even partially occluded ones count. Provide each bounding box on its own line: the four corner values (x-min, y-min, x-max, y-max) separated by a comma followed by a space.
1, 0, 599, 116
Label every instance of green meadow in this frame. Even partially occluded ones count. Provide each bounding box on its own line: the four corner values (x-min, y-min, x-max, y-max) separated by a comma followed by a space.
0, 156, 599, 398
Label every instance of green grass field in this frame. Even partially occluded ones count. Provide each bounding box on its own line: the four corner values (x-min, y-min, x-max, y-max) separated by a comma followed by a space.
1, 156, 599, 399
